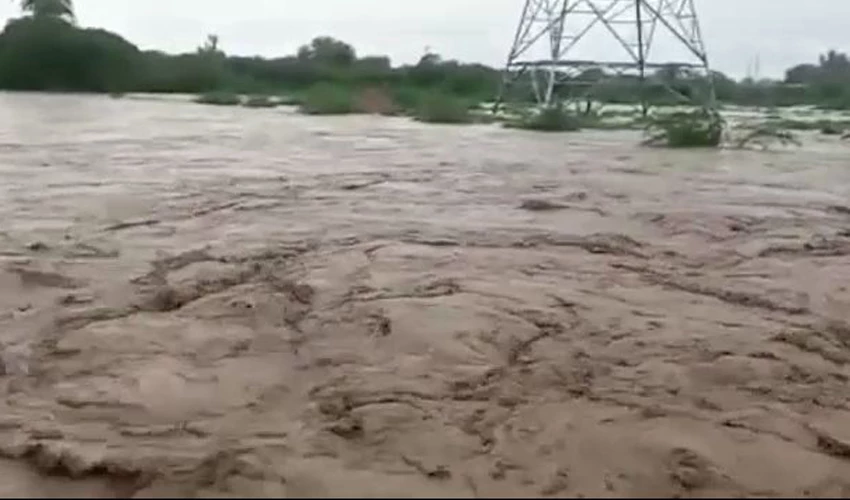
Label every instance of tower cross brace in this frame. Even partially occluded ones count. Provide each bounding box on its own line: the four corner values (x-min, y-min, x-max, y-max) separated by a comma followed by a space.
495, 0, 715, 114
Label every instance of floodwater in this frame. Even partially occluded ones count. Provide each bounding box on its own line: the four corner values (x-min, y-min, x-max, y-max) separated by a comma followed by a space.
1, 92, 850, 497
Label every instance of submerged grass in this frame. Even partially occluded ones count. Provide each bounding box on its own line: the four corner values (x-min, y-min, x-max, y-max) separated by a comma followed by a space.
243, 95, 277, 108
194, 91, 242, 106
185, 86, 831, 148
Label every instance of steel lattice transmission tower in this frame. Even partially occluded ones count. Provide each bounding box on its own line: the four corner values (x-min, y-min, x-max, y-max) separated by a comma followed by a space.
494, 0, 715, 114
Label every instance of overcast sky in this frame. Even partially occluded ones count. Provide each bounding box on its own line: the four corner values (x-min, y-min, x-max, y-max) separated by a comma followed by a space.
1, 0, 847, 78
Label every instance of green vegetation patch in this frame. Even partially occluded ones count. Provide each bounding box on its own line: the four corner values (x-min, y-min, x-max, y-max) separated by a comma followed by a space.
413, 92, 474, 124
298, 83, 356, 115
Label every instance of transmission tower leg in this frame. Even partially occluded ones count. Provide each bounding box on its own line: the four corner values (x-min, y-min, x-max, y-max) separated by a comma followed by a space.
634, 0, 648, 117
494, 0, 569, 113
493, 0, 534, 114
637, 0, 716, 111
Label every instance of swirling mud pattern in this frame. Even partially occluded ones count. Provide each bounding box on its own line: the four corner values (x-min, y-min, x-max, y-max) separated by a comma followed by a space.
1, 93, 850, 497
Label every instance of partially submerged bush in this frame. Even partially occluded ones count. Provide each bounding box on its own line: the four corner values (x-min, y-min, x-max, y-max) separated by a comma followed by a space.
243, 95, 277, 108
194, 91, 242, 106
298, 83, 355, 115
413, 92, 473, 124
298, 85, 403, 116
354, 87, 398, 115
507, 105, 583, 132
642, 108, 724, 148
391, 86, 424, 116
820, 123, 844, 135
814, 119, 850, 136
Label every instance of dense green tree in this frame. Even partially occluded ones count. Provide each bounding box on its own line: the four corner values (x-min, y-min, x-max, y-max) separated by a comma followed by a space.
203, 34, 219, 53
0, 17, 139, 91
785, 63, 819, 84
785, 50, 850, 84
297, 36, 356, 67
20, 0, 74, 21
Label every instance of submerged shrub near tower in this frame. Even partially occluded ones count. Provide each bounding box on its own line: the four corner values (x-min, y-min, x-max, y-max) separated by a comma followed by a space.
642, 108, 724, 148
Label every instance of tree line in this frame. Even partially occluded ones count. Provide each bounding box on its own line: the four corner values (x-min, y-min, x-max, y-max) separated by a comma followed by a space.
1, 0, 849, 109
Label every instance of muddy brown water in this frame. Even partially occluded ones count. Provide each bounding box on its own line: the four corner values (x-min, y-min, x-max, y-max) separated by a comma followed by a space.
1, 92, 850, 497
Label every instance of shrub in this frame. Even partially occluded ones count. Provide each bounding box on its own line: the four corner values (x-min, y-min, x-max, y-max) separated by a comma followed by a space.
194, 91, 241, 106
642, 108, 724, 148
814, 120, 850, 135
820, 123, 844, 135
413, 92, 473, 124
354, 87, 398, 115
392, 86, 427, 115
507, 105, 583, 132
298, 83, 355, 115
